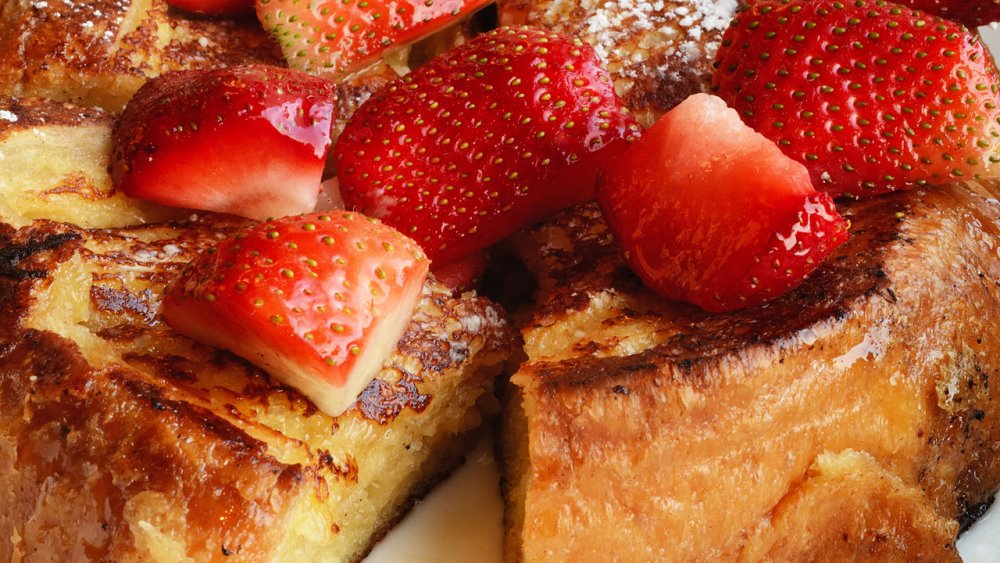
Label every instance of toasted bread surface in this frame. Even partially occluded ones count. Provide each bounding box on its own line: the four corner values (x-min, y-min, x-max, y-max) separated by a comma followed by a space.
0, 0, 283, 111
0, 98, 514, 561
501, 182, 1000, 561
0, 0, 477, 140
0, 96, 185, 228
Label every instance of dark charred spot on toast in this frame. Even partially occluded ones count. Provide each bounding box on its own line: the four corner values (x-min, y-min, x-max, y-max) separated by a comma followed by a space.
397, 326, 463, 373
357, 369, 432, 425
315, 449, 359, 483
0, 330, 94, 390
958, 495, 995, 533
95, 323, 149, 342
90, 285, 157, 323
0, 230, 81, 281
123, 353, 200, 384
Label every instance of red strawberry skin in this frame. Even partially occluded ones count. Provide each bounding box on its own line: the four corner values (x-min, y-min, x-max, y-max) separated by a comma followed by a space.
898, 0, 1000, 28
163, 212, 429, 417
713, 0, 1000, 198
111, 65, 338, 221
432, 251, 489, 293
598, 94, 849, 313
167, 0, 253, 17
335, 26, 640, 265
256, 0, 491, 75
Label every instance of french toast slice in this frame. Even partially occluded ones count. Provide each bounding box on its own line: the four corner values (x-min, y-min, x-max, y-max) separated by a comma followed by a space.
500, 182, 1000, 560
498, 0, 738, 126
0, 98, 514, 561
0, 0, 480, 141
0, 0, 283, 111
0, 96, 186, 229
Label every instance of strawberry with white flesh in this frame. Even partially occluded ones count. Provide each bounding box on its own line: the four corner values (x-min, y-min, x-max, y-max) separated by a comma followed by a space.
712, 0, 1000, 198
163, 212, 429, 417
111, 65, 337, 220
897, 0, 1000, 28
167, 0, 253, 17
256, 0, 491, 75
335, 26, 641, 265
598, 94, 850, 313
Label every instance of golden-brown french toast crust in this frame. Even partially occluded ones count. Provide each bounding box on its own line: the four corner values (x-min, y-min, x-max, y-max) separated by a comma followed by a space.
0, 213, 514, 561
502, 181, 1000, 561
0, 0, 283, 111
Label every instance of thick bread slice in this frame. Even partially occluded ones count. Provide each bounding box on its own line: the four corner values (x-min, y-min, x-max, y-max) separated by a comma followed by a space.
0, 1, 479, 140
0, 0, 284, 111
741, 449, 961, 562
1, 219, 512, 562
501, 182, 1000, 561
498, 0, 738, 126
0, 97, 185, 229
0, 99, 514, 561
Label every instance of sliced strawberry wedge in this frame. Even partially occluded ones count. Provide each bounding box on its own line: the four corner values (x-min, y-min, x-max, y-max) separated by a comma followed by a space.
111, 66, 337, 221
335, 26, 640, 265
163, 212, 429, 417
598, 94, 850, 313
256, 0, 491, 75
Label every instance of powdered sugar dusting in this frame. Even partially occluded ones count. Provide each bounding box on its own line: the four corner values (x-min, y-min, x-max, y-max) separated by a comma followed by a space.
0, 110, 18, 123
582, 0, 737, 77
512, 0, 739, 122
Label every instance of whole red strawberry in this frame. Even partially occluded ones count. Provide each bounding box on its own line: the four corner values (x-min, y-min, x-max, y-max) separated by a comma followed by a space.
111, 65, 337, 221
713, 0, 1000, 198
256, 0, 490, 75
335, 26, 640, 265
164, 212, 429, 417
898, 0, 1000, 28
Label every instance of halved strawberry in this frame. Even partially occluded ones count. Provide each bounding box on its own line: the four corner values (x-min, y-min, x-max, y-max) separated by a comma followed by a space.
597, 94, 849, 313
712, 0, 1000, 198
335, 26, 641, 265
163, 212, 429, 417
167, 0, 253, 17
898, 0, 1000, 28
256, 0, 491, 76
111, 65, 337, 221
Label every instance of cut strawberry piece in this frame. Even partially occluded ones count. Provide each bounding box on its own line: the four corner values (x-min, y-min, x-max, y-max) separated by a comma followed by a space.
712, 0, 1000, 198
256, 0, 491, 76
163, 212, 429, 417
597, 94, 849, 313
335, 26, 641, 265
897, 0, 1000, 28
432, 251, 489, 293
111, 65, 337, 221
167, 0, 253, 17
